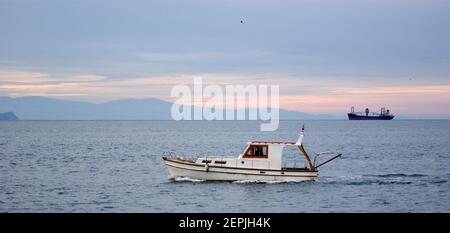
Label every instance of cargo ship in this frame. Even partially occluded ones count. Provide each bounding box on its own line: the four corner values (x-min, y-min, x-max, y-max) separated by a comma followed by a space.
347, 107, 394, 120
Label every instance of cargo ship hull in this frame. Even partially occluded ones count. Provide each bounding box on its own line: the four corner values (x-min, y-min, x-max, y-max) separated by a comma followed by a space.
347, 113, 394, 120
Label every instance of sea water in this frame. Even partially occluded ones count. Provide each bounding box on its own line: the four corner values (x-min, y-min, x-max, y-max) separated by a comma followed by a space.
0, 120, 449, 212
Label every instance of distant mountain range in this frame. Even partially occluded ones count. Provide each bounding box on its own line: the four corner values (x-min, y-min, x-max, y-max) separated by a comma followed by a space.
0, 96, 341, 120
0, 111, 19, 121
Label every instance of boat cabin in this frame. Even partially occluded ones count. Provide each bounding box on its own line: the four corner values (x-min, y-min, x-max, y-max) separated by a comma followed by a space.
195, 131, 316, 171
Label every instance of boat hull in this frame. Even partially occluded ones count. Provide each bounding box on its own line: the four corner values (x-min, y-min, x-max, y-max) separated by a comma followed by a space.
163, 157, 317, 182
347, 113, 394, 120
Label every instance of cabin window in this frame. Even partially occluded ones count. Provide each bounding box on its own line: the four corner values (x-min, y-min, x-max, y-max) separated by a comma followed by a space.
243, 145, 268, 158
262, 146, 267, 156
246, 148, 252, 156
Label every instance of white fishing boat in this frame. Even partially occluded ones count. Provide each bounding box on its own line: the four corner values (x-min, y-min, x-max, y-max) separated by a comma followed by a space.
162, 126, 341, 182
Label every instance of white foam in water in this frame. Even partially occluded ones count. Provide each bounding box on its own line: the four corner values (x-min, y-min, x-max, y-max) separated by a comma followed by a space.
232, 179, 307, 184
172, 177, 305, 184
173, 177, 205, 182
317, 175, 365, 184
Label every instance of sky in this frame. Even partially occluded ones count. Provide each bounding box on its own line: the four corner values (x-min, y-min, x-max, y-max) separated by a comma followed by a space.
1, 0, 450, 117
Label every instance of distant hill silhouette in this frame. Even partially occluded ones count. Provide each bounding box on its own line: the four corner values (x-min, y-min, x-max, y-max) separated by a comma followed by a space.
0, 111, 19, 121
0, 96, 340, 120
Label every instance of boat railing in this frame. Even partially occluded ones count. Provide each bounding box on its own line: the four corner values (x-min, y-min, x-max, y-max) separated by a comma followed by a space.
282, 161, 307, 169
162, 151, 196, 162
162, 151, 176, 159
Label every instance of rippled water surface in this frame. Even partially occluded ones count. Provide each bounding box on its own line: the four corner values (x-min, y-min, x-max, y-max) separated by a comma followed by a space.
1, 120, 449, 212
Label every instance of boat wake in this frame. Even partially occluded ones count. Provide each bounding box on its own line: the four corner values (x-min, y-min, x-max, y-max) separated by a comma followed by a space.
170, 177, 310, 184
169, 174, 445, 186
317, 173, 437, 186
369, 173, 427, 178
232, 179, 311, 184
172, 177, 205, 182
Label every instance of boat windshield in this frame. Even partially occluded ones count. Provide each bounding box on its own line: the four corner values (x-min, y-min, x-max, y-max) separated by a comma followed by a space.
244, 145, 268, 158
